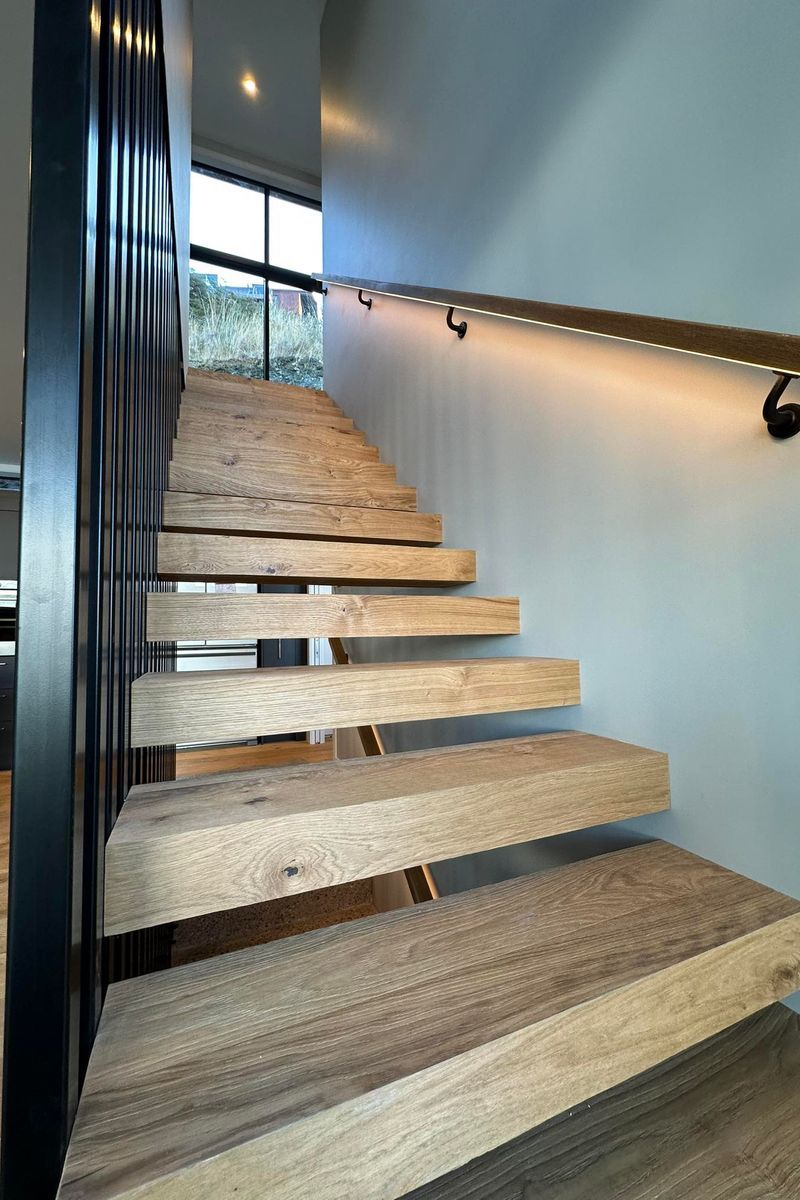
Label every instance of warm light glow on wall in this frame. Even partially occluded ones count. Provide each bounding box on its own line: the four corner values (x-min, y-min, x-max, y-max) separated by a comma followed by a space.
241, 76, 258, 98
323, 282, 798, 375
322, 279, 800, 438
323, 105, 388, 150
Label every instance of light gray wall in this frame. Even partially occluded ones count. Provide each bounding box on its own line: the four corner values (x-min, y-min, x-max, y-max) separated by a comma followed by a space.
323, 0, 800, 335
0, 0, 35, 475
321, 0, 800, 1004
162, 0, 193, 364
193, 0, 325, 193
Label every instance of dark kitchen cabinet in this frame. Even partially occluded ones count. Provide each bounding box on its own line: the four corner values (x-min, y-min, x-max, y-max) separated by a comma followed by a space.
0, 656, 14, 770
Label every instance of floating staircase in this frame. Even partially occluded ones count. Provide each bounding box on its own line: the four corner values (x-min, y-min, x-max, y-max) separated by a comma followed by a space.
58, 369, 800, 1199
155, 530, 476, 583
105, 731, 668, 933
130, 658, 580, 745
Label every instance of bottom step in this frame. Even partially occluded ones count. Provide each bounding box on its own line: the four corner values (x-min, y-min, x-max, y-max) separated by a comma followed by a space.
60, 842, 800, 1200
409, 1004, 800, 1199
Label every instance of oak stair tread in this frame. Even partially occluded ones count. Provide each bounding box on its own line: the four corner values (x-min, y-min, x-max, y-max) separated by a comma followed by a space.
172, 440, 384, 472
186, 367, 329, 401
161, 491, 443, 544
407, 1004, 800, 1199
58, 841, 800, 1200
176, 413, 377, 455
146, 592, 520, 641
183, 375, 338, 407
182, 385, 341, 416
105, 731, 669, 933
168, 460, 416, 508
181, 391, 346, 425
170, 451, 419, 504
180, 389, 357, 431
129, 657, 581, 747
170, 443, 397, 482
156, 531, 475, 584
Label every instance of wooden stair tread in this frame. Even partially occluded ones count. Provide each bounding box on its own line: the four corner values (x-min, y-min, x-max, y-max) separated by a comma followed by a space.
176, 414, 376, 454
59, 842, 800, 1200
407, 1005, 800, 1199
168, 459, 417, 508
146, 592, 520, 641
162, 491, 443, 544
183, 378, 339, 410
186, 368, 329, 401
181, 393, 346, 426
130, 657, 581, 747
171, 444, 397, 482
173, 437, 382, 470
183, 388, 340, 418
181, 390, 356, 430
105, 731, 669, 933
156, 532, 475, 584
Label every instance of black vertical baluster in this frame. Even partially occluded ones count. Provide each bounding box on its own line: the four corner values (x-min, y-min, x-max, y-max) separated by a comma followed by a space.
0, 0, 101, 1191
2, 0, 183, 1189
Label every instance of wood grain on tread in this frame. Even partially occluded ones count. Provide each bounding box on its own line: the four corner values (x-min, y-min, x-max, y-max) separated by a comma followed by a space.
407, 1004, 800, 1199
130, 657, 580, 746
174, 437, 380, 472
161, 492, 443, 545
175, 740, 332, 778
171, 444, 397, 482
183, 380, 339, 413
327, 643, 440, 907
105, 732, 669, 933
186, 368, 328, 401
156, 532, 474, 584
168, 459, 417, 508
147, 593, 519, 641
176, 413, 375, 455
58, 843, 800, 1200
181, 391, 355, 430
181, 392, 345, 426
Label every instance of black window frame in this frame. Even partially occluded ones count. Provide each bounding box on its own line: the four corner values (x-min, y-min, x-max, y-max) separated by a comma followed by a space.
189, 161, 324, 382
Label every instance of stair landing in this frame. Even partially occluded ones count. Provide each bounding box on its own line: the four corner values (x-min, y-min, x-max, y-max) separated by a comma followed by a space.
58, 841, 800, 1200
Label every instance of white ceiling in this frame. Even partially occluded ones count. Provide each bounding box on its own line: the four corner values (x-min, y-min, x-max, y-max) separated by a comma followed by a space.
192, 0, 325, 187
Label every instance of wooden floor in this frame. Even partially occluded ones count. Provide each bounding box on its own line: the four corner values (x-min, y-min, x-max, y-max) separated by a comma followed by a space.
175, 738, 333, 778
0, 770, 10, 1080
407, 1003, 800, 1199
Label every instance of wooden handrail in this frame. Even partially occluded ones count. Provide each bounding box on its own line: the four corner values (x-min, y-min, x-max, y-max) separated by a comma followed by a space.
320, 273, 800, 376
328, 636, 439, 903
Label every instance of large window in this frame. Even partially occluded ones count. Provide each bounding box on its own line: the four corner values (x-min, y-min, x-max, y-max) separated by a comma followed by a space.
189, 165, 323, 388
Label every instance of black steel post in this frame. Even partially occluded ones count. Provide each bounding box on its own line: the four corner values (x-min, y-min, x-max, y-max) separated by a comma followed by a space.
1, 0, 182, 1193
